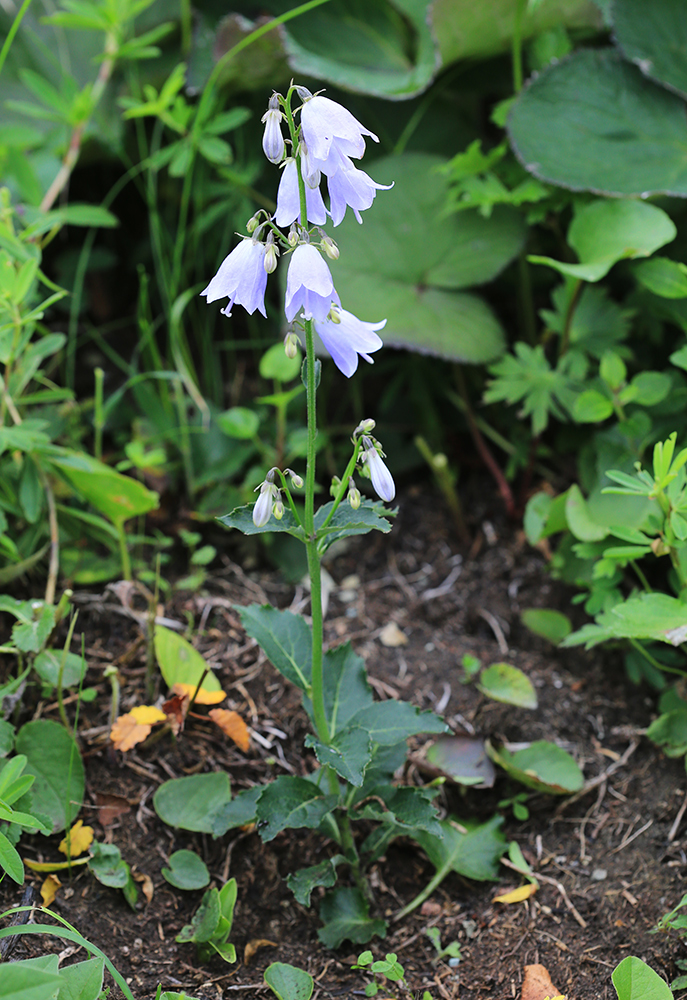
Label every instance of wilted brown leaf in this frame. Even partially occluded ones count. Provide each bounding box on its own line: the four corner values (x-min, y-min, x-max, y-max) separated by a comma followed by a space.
110, 705, 166, 751
243, 939, 277, 966
58, 820, 94, 858
209, 709, 250, 751
162, 692, 189, 736
40, 874, 61, 907
132, 870, 154, 903
521, 964, 564, 1000
95, 792, 131, 827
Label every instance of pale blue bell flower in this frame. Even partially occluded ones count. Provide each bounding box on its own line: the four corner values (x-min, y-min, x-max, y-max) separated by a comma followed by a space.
313, 307, 385, 378
253, 477, 279, 527
284, 244, 336, 323
316, 145, 392, 226
201, 239, 268, 318
361, 436, 395, 502
300, 95, 378, 163
275, 158, 327, 228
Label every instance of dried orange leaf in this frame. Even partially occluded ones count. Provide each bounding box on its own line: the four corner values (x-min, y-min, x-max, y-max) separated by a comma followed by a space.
58, 820, 94, 858
209, 709, 250, 751
243, 939, 277, 966
172, 682, 226, 705
111, 713, 153, 751
40, 874, 61, 907
521, 964, 564, 1000
493, 882, 538, 904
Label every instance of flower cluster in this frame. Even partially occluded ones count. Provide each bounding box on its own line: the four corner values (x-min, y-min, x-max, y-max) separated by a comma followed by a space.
201, 86, 391, 379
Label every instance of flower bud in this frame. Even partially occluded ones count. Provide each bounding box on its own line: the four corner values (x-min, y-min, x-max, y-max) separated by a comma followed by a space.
295, 85, 313, 101
264, 242, 279, 274
261, 95, 285, 164
273, 498, 284, 520
354, 418, 376, 437
287, 469, 303, 489
246, 214, 260, 233
288, 226, 299, 247
348, 479, 361, 510
330, 475, 341, 497
284, 332, 299, 359
253, 479, 278, 527
321, 235, 339, 260
299, 140, 321, 189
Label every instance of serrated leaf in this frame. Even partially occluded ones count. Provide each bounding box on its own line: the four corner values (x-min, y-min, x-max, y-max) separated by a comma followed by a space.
286, 858, 341, 907
343, 700, 446, 746
317, 887, 387, 949
314, 500, 394, 552
256, 776, 337, 842
236, 604, 312, 691
487, 740, 584, 793
354, 785, 442, 837
218, 503, 304, 537
305, 729, 372, 787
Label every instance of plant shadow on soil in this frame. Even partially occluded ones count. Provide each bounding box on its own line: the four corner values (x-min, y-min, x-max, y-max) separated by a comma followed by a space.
2, 483, 687, 1000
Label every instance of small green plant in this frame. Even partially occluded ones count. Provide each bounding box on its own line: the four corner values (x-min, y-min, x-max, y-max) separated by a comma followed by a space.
351, 951, 432, 1000
0, 755, 51, 884
424, 926, 461, 965
175, 879, 238, 963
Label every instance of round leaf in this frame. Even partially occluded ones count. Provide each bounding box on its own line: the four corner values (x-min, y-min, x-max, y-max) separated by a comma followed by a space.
33, 650, 86, 690
508, 49, 687, 195
634, 257, 687, 298
264, 962, 314, 1000
162, 849, 210, 890
15, 719, 85, 833
216, 407, 260, 440
614, 0, 687, 100
154, 773, 232, 833
477, 663, 537, 709
573, 390, 614, 423
259, 342, 301, 382
331, 153, 526, 363
487, 739, 584, 794
521, 609, 572, 645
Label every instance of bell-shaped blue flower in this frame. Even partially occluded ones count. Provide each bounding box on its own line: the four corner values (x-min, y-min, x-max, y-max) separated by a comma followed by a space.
201, 239, 268, 318
300, 95, 378, 162
284, 244, 336, 324
275, 158, 327, 228
361, 436, 395, 502
313, 306, 385, 378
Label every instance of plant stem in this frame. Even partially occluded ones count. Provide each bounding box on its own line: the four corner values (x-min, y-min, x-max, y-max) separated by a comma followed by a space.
93, 367, 104, 461
56, 612, 79, 733
559, 278, 583, 358
512, 0, 528, 94
455, 366, 516, 517
116, 522, 132, 581
393, 864, 448, 921
38, 463, 59, 605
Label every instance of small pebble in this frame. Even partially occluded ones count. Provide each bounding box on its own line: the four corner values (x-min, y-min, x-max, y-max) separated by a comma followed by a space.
425, 642, 435, 652
591, 868, 608, 881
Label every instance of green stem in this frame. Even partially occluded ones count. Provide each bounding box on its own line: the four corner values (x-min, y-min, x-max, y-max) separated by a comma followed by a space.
512, 0, 527, 94
559, 278, 584, 358
320, 440, 362, 532
393, 864, 448, 921
56, 612, 79, 732
94, 367, 104, 461
337, 809, 367, 897
116, 522, 132, 581
628, 637, 686, 678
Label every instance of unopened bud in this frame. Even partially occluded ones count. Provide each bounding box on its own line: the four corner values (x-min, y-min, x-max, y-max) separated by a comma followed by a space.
261, 95, 285, 164
321, 235, 339, 260
246, 214, 260, 233
348, 479, 361, 510
264, 242, 279, 274
284, 332, 299, 359
330, 475, 341, 497
288, 470, 303, 489
288, 226, 299, 247
295, 85, 313, 101
433, 453, 448, 470
273, 498, 284, 520
354, 418, 376, 437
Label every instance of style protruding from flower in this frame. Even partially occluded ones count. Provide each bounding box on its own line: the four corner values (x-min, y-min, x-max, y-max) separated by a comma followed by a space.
261, 94, 285, 164
253, 470, 280, 527
202, 84, 392, 379
360, 435, 395, 503
201, 238, 268, 318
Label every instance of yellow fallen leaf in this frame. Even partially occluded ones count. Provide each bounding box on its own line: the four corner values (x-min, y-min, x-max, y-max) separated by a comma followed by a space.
59, 820, 94, 858
41, 874, 61, 906
172, 682, 226, 705
209, 709, 250, 751
243, 939, 277, 966
25, 857, 89, 872
111, 705, 166, 751
130, 705, 167, 724
133, 870, 154, 903
493, 882, 538, 904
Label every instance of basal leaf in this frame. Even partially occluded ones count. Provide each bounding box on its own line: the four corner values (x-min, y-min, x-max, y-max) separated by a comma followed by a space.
264, 962, 314, 1000
613, 0, 687, 101
611, 955, 674, 1000
211, 786, 262, 836
15, 719, 84, 833
154, 773, 232, 833
162, 849, 210, 890
508, 49, 687, 195
414, 815, 505, 882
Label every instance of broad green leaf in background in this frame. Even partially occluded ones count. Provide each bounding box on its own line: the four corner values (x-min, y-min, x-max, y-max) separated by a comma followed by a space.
331, 153, 525, 363
563, 592, 687, 648
613, 0, 687, 101
154, 773, 232, 833
430, 0, 601, 65
0, 964, 64, 1000
317, 887, 387, 948
51, 453, 158, 527
15, 719, 84, 833
216, 406, 260, 440
612, 955, 674, 1000
199, 0, 438, 99
477, 663, 538, 708
33, 650, 86, 690
55, 956, 105, 1000
236, 605, 312, 691
264, 962, 314, 1000
486, 740, 584, 793
162, 849, 210, 890
634, 257, 687, 298
520, 609, 572, 645
529, 200, 676, 282
154, 625, 221, 693
508, 49, 687, 195
565, 483, 609, 542
256, 776, 337, 841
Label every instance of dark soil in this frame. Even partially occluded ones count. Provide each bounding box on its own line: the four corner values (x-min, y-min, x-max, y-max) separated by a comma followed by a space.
3, 484, 687, 1000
